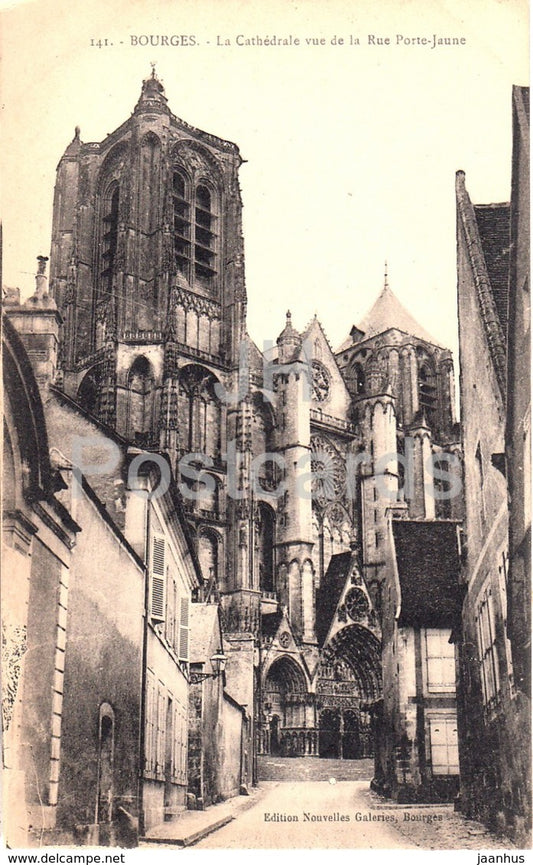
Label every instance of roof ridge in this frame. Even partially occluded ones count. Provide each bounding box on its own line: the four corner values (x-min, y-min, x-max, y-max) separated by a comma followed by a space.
300, 314, 337, 358
455, 170, 507, 397
354, 282, 442, 347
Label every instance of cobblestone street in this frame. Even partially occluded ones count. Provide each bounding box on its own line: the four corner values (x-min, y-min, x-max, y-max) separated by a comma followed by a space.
192, 758, 518, 850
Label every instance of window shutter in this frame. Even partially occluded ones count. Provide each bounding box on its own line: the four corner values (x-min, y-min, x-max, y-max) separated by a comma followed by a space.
172, 702, 181, 783
145, 672, 155, 774
487, 591, 501, 693
150, 535, 166, 622
179, 596, 190, 661
425, 628, 455, 692
429, 717, 459, 775
156, 687, 166, 779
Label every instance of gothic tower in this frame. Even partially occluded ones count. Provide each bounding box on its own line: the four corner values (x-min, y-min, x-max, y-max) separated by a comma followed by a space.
335, 271, 462, 603
49, 71, 253, 629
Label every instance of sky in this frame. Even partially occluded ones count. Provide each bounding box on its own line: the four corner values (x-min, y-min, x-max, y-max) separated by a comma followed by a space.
1, 0, 529, 367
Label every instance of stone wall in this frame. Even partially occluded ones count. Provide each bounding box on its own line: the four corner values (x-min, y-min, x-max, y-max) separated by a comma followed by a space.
56, 482, 144, 839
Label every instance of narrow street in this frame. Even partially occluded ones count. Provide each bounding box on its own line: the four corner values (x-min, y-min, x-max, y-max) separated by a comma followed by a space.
193, 758, 515, 850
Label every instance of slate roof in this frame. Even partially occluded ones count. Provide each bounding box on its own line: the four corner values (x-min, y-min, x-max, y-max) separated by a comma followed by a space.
392, 520, 463, 628
189, 603, 220, 663
336, 285, 440, 353
316, 551, 352, 646
473, 203, 511, 336
455, 170, 508, 397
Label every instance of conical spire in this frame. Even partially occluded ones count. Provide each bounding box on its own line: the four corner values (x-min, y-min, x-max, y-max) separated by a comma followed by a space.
277, 310, 299, 342
336, 268, 442, 353
276, 310, 302, 362
356, 274, 440, 346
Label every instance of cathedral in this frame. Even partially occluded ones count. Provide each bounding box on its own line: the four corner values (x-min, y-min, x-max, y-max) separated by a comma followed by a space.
48, 71, 462, 763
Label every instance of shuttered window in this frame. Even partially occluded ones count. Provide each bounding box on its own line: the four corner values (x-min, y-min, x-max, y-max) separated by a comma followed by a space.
179, 596, 190, 662
165, 577, 176, 648
144, 671, 156, 774
156, 687, 166, 779
429, 717, 459, 775
150, 534, 166, 622
476, 588, 501, 705
171, 699, 188, 785
172, 702, 180, 782
425, 628, 456, 693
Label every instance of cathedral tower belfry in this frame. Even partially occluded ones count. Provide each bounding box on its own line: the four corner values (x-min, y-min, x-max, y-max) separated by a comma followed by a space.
48, 71, 255, 638
50, 70, 246, 438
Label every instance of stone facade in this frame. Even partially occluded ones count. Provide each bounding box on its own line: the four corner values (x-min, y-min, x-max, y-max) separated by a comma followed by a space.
506, 86, 531, 701
2, 314, 145, 846
2, 316, 79, 847
455, 85, 531, 844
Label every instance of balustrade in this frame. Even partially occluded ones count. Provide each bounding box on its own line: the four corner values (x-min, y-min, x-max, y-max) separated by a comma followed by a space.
260, 725, 318, 757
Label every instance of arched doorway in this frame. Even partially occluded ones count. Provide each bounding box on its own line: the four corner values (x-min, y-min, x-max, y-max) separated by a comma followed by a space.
263, 656, 310, 757
317, 625, 382, 759
270, 715, 281, 756
343, 710, 360, 759
319, 708, 340, 758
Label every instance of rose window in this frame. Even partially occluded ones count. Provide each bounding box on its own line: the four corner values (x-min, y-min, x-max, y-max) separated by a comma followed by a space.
310, 436, 346, 506
344, 587, 370, 622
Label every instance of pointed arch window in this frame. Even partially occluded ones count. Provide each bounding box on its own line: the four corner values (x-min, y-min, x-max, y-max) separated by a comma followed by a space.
258, 503, 276, 592
173, 170, 191, 278
172, 167, 218, 289
96, 703, 115, 824
140, 134, 161, 233
101, 184, 119, 299
198, 529, 220, 589
177, 365, 222, 459
194, 184, 217, 286
417, 357, 437, 426
127, 355, 155, 444
353, 362, 366, 395
78, 370, 100, 417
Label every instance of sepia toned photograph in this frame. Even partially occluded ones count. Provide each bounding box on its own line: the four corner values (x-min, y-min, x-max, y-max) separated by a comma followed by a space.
1, 0, 530, 856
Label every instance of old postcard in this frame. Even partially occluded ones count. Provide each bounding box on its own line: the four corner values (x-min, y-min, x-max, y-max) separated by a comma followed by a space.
1, 0, 530, 859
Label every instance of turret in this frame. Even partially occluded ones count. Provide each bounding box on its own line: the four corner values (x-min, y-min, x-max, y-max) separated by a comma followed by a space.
274, 312, 316, 644
407, 411, 436, 519
3, 256, 62, 389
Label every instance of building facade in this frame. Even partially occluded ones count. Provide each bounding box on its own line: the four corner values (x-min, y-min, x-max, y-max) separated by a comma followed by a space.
2, 315, 79, 847
45, 71, 462, 765
506, 86, 531, 703
455, 85, 530, 844
188, 603, 250, 807
3, 283, 203, 841
374, 519, 462, 802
